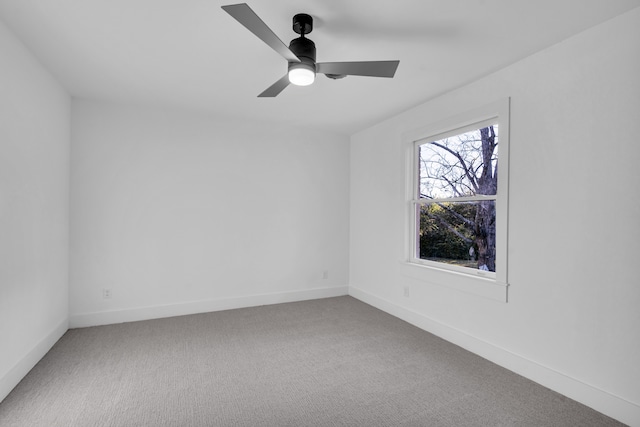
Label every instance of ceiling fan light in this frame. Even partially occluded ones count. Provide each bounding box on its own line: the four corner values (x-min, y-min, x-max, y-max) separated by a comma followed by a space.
288, 63, 315, 86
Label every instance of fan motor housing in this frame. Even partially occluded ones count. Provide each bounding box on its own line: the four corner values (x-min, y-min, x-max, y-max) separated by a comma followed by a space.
289, 36, 316, 63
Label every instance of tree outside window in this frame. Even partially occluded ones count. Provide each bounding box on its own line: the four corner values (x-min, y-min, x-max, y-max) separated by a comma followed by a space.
416, 125, 499, 272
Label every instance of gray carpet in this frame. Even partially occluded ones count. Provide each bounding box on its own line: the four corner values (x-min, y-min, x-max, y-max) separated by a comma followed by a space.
0, 296, 624, 426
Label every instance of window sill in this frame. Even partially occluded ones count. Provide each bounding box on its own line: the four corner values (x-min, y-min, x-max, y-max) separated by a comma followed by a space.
400, 261, 509, 302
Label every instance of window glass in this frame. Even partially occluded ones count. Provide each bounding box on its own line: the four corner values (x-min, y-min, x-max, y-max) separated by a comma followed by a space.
417, 200, 496, 272
414, 124, 499, 273
419, 126, 498, 199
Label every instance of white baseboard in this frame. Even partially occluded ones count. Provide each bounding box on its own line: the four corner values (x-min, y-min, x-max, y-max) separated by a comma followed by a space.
69, 286, 349, 328
349, 285, 640, 427
0, 318, 68, 403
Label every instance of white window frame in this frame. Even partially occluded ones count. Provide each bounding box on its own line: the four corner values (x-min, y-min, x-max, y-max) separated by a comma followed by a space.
403, 98, 510, 302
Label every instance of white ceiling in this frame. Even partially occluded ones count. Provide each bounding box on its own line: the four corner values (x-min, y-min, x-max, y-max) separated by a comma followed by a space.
1, 0, 639, 135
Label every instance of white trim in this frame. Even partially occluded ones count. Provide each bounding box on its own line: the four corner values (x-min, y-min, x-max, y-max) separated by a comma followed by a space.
495, 98, 510, 286
401, 261, 506, 301
413, 116, 502, 147
403, 98, 510, 293
414, 195, 496, 205
349, 286, 640, 427
69, 286, 349, 328
0, 318, 68, 403
402, 99, 509, 144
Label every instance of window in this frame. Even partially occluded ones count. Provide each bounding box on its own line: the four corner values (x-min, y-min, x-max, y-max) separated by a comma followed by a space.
404, 99, 510, 299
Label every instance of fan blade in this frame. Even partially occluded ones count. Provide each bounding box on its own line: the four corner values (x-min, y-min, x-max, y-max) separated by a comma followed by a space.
258, 75, 290, 97
222, 3, 300, 63
317, 60, 399, 78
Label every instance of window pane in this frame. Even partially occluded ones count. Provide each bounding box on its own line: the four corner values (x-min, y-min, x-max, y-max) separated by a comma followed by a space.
419, 125, 498, 199
418, 201, 496, 272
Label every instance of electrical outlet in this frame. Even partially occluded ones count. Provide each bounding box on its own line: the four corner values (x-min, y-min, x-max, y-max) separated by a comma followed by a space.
403, 286, 410, 298
102, 288, 112, 299
322, 270, 329, 280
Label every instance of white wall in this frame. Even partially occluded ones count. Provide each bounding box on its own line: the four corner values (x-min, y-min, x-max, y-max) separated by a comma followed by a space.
0, 20, 70, 401
349, 7, 640, 426
70, 100, 350, 326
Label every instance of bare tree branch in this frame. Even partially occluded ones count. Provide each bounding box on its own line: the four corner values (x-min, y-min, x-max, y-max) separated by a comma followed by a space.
437, 203, 475, 228
442, 176, 464, 197
430, 141, 479, 192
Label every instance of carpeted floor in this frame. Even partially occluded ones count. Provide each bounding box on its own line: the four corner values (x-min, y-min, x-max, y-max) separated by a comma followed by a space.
0, 296, 625, 426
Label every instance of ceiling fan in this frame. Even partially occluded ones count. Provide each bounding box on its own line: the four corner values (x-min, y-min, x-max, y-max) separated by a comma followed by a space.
221, 3, 400, 97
